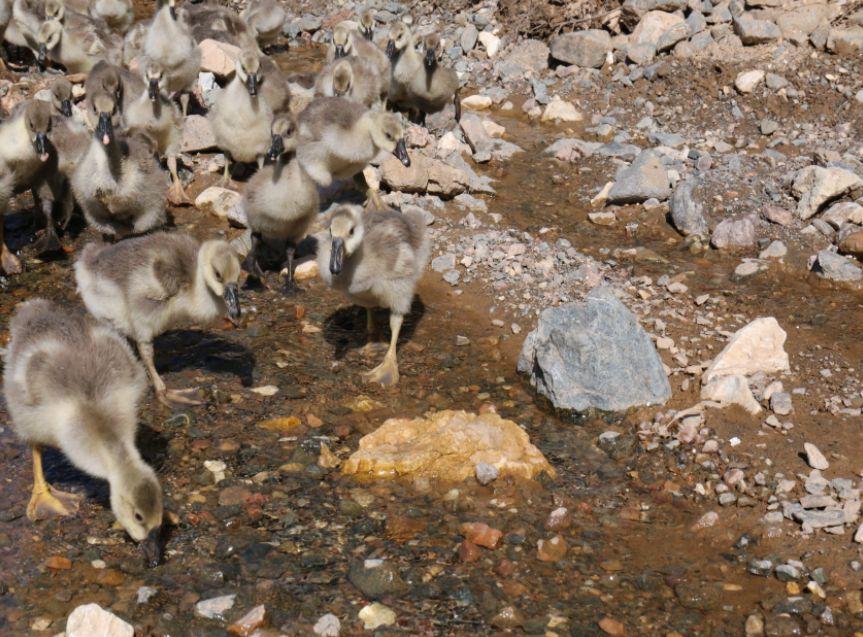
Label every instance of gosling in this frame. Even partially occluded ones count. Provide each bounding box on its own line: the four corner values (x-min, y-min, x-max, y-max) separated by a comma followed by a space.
242, 116, 319, 292
37, 16, 121, 74
143, 0, 200, 116
70, 93, 167, 239
296, 97, 409, 206
75, 232, 242, 406
208, 48, 274, 184
330, 21, 390, 98
317, 204, 429, 386
315, 56, 385, 109
410, 33, 460, 123
241, 0, 285, 49
3, 298, 164, 567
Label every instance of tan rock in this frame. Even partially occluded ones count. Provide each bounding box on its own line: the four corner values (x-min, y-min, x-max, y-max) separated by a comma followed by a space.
227, 605, 266, 637
195, 186, 241, 219
293, 259, 319, 281
461, 94, 492, 110
66, 604, 133, 637
701, 374, 761, 415
537, 534, 568, 562
341, 410, 556, 481
703, 317, 789, 383
379, 153, 470, 197
631, 11, 686, 47
181, 115, 217, 153
540, 96, 583, 123
199, 39, 241, 76
839, 229, 863, 258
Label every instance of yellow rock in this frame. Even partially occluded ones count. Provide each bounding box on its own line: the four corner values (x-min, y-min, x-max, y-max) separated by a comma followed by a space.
318, 443, 340, 469
258, 416, 302, 433
342, 410, 556, 481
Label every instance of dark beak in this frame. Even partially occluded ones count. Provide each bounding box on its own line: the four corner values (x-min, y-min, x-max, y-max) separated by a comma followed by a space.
168, 5, 176, 19
37, 44, 47, 68
148, 78, 159, 101
329, 238, 344, 274
334, 44, 345, 58
385, 40, 395, 58
246, 74, 258, 96
268, 134, 284, 160
60, 99, 72, 117
35, 132, 49, 160
223, 282, 240, 320
141, 527, 162, 568
424, 48, 436, 69
96, 112, 113, 145
394, 138, 410, 166
361, 27, 372, 41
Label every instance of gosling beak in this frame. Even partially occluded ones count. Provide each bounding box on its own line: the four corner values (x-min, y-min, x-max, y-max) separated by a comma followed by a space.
60, 98, 72, 117
96, 112, 113, 145
361, 26, 372, 41
148, 78, 159, 101
334, 44, 346, 58
394, 138, 410, 166
35, 132, 49, 162
37, 43, 47, 68
223, 282, 240, 320
385, 40, 395, 58
424, 48, 436, 70
267, 134, 284, 160
246, 74, 258, 97
329, 237, 344, 275
141, 527, 162, 568
168, 5, 176, 19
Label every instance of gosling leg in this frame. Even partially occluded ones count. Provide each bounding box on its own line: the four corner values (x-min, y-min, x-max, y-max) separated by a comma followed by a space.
360, 308, 383, 357
0, 190, 22, 274
166, 154, 191, 205
241, 232, 268, 288
362, 312, 402, 386
139, 340, 202, 406
281, 242, 299, 295
26, 445, 81, 520
180, 92, 190, 118
221, 153, 232, 186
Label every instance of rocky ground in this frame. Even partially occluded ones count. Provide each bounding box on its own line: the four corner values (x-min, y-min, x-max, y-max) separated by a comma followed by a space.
3, 0, 863, 635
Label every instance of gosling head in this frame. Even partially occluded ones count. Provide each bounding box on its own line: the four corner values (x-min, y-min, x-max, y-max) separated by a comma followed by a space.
44, 0, 65, 21
144, 61, 165, 101
369, 111, 409, 167
268, 115, 297, 160
332, 59, 353, 98
327, 205, 364, 275
332, 24, 351, 58
420, 33, 442, 70
386, 22, 411, 59
358, 9, 374, 40
158, 0, 178, 20
200, 240, 241, 320
92, 93, 117, 145
50, 77, 73, 117
37, 19, 62, 69
235, 50, 262, 97
111, 458, 163, 567
24, 100, 52, 162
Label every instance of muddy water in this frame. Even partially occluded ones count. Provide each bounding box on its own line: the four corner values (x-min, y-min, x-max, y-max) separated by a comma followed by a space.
0, 52, 861, 637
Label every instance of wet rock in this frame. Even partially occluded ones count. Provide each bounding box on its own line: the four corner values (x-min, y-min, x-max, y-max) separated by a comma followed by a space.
759, 240, 787, 259
342, 410, 555, 481
227, 605, 266, 636
66, 604, 133, 637
545, 138, 599, 161
701, 374, 761, 414
545, 506, 572, 531
703, 317, 789, 383
540, 96, 582, 123
461, 522, 502, 549
459, 113, 493, 157
349, 559, 409, 599
792, 166, 863, 219
764, 613, 801, 636
474, 460, 498, 484
550, 30, 610, 68
198, 39, 241, 76
607, 150, 671, 204
195, 594, 236, 619
314, 613, 341, 636
598, 616, 626, 636
804, 442, 829, 470
461, 94, 492, 110
746, 614, 765, 637
812, 249, 863, 282
458, 539, 482, 562
691, 511, 719, 530
839, 229, 863, 258
733, 14, 780, 44
518, 286, 671, 412
763, 205, 793, 226
136, 586, 157, 604
669, 179, 708, 238
735, 69, 765, 93
181, 115, 217, 153
537, 535, 568, 562
749, 559, 773, 576
358, 602, 396, 630
711, 215, 756, 249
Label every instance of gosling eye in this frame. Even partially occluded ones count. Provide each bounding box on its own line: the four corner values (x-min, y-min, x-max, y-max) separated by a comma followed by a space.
349, 228, 354, 236
215, 270, 223, 282
134, 512, 143, 522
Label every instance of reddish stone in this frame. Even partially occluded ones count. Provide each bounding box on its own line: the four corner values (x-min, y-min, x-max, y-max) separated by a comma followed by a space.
45, 556, 72, 570
537, 535, 568, 563
460, 522, 502, 549
495, 559, 515, 578
458, 540, 482, 562
598, 616, 626, 636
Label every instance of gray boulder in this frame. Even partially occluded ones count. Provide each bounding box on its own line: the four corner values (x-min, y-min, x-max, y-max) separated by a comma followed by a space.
517, 286, 672, 412
460, 24, 478, 52
550, 30, 610, 68
711, 214, 757, 249
669, 179, 708, 238
811, 250, 863, 282
607, 150, 671, 204
733, 14, 780, 44
495, 39, 549, 82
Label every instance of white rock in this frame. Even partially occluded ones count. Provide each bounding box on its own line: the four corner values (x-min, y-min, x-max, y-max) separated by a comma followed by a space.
792, 165, 863, 220
855, 522, 863, 543
803, 442, 829, 470
631, 11, 687, 47
460, 94, 492, 110
294, 259, 319, 282
195, 594, 236, 620
136, 586, 158, 604
250, 385, 279, 396
314, 613, 341, 637
358, 602, 396, 630
735, 69, 765, 93
701, 374, 761, 415
67, 604, 133, 637
478, 31, 501, 57
540, 96, 583, 123
703, 317, 790, 383
195, 186, 241, 218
